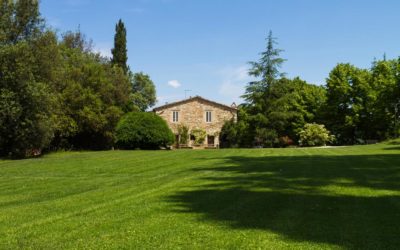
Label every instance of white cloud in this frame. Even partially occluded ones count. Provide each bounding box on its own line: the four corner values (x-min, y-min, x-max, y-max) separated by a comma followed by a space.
167, 80, 181, 88
218, 65, 254, 103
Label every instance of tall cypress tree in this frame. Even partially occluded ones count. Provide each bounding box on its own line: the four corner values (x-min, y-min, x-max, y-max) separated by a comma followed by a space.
111, 19, 128, 74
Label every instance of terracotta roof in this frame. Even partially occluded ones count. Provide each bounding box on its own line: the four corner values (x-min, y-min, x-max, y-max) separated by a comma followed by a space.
153, 96, 237, 112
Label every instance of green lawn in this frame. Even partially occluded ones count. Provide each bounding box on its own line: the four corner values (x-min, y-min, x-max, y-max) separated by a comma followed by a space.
1, 142, 400, 249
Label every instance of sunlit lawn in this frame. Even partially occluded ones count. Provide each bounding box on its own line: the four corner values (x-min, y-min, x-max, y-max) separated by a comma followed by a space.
1, 141, 400, 249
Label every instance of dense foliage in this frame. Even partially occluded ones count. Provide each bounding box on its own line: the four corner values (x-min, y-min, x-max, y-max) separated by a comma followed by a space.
0, 1, 157, 157
221, 31, 400, 148
324, 60, 400, 144
111, 19, 128, 74
190, 129, 207, 145
298, 123, 334, 147
2, 2, 399, 154
0, 40, 55, 157
130, 72, 157, 112
177, 124, 189, 145
223, 31, 327, 148
115, 112, 174, 149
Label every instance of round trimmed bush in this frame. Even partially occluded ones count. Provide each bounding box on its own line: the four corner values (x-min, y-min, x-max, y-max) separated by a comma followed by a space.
116, 112, 174, 149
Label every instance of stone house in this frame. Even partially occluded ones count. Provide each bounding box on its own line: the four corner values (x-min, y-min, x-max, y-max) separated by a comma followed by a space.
153, 96, 237, 148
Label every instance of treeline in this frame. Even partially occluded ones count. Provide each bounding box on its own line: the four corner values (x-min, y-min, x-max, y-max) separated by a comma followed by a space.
0, 0, 156, 157
221, 31, 400, 147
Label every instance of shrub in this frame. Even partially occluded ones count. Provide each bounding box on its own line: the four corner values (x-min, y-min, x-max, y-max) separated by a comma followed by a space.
298, 123, 334, 147
116, 112, 174, 149
177, 124, 189, 145
255, 128, 278, 148
278, 136, 294, 147
220, 119, 239, 148
190, 128, 206, 145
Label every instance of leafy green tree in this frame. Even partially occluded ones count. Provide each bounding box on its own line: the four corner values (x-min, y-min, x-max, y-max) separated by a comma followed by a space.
0, 0, 13, 43
111, 19, 128, 73
0, 0, 44, 44
53, 36, 133, 149
0, 42, 56, 157
266, 77, 327, 141
220, 106, 253, 148
61, 28, 93, 52
370, 59, 400, 139
324, 63, 372, 144
130, 72, 157, 111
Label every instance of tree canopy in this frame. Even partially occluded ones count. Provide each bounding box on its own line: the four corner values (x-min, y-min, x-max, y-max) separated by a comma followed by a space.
222, 32, 400, 148
0, 2, 158, 157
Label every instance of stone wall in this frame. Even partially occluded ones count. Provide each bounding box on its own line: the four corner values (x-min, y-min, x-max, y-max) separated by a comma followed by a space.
154, 98, 237, 147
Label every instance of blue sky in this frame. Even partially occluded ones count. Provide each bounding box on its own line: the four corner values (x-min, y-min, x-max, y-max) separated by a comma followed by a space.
41, 0, 400, 106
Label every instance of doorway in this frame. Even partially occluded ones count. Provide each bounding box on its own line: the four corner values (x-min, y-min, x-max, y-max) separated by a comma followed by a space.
207, 135, 215, 147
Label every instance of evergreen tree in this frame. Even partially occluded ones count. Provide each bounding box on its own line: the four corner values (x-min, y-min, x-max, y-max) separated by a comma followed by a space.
240, 31, 287, 147
243, 30, 286, 107
111, 19, 128, 73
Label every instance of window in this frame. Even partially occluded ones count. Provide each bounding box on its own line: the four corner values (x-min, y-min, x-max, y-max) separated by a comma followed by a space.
206, 111, 212, 123
172, 111, 179, 122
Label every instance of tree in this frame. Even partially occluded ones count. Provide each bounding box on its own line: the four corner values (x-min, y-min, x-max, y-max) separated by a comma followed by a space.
130, 72, 157, 111
53, 36, 133, 150
61, 28, 93, 52
0, 0, 44, 44
243, 30, 286, 107
220, 106, 253, 148
0, 0, 13, 44
324, 63, 372, 144
238, 31, 288, 147
370, 59, 400, 139
263, 77, 327, 143
0, 42, 56, 157
111, 19, 128, 73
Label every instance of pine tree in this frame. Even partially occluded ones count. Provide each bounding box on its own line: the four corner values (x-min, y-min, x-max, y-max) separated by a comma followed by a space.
243, 30, 285, 106
240, 31, 286, 147
111, 19, 128, 74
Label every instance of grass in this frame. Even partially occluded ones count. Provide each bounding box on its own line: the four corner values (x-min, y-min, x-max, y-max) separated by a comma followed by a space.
1, 142, 400, 249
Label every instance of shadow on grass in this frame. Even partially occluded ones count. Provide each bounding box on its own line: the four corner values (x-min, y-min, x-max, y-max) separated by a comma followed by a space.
168, 154, 400, 249
387, 140, 400, 145
384, 146, 400, 150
